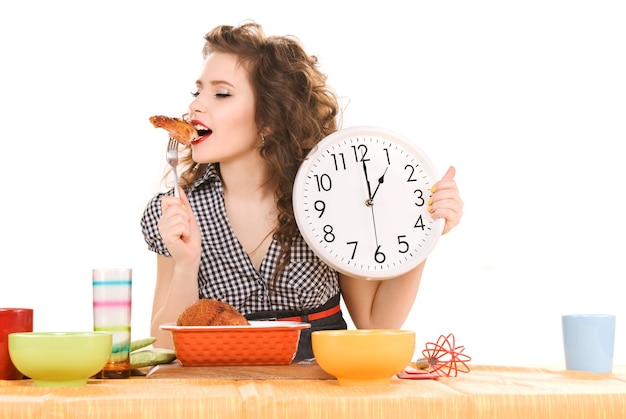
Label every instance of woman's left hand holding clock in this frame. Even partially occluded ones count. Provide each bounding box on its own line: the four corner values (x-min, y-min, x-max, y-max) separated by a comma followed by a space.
429, 166, 463, 235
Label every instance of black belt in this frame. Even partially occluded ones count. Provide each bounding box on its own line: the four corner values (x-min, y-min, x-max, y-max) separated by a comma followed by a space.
246, 294, 341, 323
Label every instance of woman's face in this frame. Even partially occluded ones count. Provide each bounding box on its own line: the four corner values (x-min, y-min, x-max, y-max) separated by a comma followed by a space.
188, 52, 259, 164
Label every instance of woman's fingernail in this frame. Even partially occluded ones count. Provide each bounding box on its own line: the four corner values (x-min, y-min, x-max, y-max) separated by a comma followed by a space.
431, 186, 437, 193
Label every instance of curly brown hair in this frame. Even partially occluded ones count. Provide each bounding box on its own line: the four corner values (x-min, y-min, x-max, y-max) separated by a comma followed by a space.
177, 22, 339, 280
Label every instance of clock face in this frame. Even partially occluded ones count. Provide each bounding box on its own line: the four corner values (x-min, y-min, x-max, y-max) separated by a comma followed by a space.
293, 126, 444, 280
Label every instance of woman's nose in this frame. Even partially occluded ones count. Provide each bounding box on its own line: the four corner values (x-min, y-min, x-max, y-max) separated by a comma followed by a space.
189, 96, 206, 114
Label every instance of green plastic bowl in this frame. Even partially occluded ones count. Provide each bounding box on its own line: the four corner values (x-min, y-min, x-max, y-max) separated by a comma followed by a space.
8, 332, 112, 387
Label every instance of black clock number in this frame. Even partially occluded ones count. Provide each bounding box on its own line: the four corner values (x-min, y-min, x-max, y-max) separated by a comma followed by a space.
374, 245, 386, 263
313, 174, 332, 192
397, 235, 409, 253
351, 144, 368, 162
347, 241, 358, 259
331, 153, 347, 170
413, 188, 425, 207
413, 189, 427, 230
322, 225, 336, 242
414, 214, 426, 230
404, 164, 418, 182
314, 200, 325, 218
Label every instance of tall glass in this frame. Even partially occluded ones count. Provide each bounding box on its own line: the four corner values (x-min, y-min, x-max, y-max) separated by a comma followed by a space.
92, 268, 132, 378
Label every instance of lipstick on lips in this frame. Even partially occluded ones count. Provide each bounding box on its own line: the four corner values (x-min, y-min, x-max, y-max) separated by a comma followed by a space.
191, 119, 211, 145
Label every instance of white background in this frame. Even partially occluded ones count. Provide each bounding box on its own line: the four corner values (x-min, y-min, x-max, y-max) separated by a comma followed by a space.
1, 0, 624, 367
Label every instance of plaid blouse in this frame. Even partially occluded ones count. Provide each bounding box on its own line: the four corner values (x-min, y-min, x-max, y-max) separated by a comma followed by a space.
140, 164, 340, 315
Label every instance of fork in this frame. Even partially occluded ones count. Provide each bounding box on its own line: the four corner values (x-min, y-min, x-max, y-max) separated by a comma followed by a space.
166, 138, 180, 198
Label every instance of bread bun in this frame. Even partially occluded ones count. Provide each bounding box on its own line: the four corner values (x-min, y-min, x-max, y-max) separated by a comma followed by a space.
177, 299, 250, 326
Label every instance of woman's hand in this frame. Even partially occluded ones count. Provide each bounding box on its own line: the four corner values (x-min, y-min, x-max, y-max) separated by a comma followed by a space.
152, 189, 202, 348
430, 166, 463, 235
158, 188, 202, 266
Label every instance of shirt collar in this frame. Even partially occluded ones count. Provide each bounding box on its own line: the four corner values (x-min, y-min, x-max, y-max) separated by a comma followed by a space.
189, 163, 221, 193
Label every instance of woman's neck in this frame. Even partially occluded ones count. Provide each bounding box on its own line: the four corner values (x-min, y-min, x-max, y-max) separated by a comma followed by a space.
220, 159, 273, 201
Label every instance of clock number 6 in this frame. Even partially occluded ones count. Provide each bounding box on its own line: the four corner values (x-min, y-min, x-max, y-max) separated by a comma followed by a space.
374, 246, 386, 263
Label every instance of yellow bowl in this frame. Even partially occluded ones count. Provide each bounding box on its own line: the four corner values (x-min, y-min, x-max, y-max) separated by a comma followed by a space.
8, 332, 112, 387
312, 329, 415, 385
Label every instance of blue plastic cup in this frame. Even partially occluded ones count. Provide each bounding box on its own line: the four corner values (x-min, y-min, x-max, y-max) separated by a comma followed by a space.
562, 314, 615, 373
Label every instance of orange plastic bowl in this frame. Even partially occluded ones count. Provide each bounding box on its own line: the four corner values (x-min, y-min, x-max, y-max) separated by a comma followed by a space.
161, 321, 311, 365
312, 329, 415, 385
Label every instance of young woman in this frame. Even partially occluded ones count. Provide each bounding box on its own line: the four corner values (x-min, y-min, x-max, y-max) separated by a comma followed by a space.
141, 22, 463, 359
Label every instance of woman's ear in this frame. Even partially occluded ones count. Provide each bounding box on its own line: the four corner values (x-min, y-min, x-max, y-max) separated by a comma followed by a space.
260, 126, 274, 137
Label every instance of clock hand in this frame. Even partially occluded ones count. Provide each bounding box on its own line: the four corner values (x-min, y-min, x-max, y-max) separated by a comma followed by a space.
361, 159, 380, 246
361, 159, 374, 205
369, 206, 380, 247
370, 166, 389, 201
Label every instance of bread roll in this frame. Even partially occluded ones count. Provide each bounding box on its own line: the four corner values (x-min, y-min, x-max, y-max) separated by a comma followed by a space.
177, 299, 250, 326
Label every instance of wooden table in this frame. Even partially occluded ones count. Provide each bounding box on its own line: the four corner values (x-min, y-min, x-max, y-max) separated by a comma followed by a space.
2, 365, 626, 418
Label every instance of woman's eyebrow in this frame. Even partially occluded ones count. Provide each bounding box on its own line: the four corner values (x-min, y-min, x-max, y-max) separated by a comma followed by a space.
196, 79, 235, 88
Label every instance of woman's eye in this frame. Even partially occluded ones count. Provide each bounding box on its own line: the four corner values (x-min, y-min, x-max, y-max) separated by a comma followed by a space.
190, 90, 231, 98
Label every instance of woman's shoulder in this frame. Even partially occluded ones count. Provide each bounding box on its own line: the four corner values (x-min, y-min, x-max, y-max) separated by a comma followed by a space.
141, 192, 167, 226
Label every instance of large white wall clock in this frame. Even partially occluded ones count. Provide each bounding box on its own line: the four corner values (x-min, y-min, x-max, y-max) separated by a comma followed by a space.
293, 126, 444, 280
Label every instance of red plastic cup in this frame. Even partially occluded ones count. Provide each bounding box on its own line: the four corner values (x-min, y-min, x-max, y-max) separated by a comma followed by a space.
1, 308, 34, 380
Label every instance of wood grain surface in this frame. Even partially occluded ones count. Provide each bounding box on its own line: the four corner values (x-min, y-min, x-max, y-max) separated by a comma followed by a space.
146, 360, 334, 380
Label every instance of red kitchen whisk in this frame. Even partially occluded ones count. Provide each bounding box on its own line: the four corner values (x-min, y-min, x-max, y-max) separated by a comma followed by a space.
422, 333, 472, 377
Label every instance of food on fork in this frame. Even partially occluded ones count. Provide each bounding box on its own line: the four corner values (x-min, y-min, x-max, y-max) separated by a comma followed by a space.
149, 115, 198, 145
177, 299, 250, 326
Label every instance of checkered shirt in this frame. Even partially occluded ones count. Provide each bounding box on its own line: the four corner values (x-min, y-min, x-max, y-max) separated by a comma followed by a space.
140, 164, 340, 315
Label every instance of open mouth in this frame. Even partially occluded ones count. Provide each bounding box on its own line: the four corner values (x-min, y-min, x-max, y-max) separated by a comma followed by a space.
196, 128, 212, 137
192, 121, 212, 139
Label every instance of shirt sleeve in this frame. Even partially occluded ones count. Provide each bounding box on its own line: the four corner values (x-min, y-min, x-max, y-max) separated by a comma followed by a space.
140, 193, 171, 256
